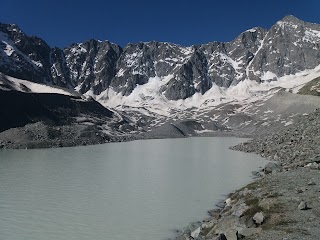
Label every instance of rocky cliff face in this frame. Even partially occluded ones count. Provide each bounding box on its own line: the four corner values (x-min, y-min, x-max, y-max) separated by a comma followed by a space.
247, 15, 320, 82
0, 24, 53, 84
1, 15, 320, 101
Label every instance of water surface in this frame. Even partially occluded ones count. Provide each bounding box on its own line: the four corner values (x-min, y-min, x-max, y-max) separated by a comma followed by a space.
0, 137, 266, 240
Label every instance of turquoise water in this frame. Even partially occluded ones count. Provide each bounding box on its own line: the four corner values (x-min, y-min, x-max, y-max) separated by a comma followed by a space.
0, 137, 266, 240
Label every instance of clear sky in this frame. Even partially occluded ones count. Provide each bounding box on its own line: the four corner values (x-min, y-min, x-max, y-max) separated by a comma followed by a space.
1, 0, 320, 48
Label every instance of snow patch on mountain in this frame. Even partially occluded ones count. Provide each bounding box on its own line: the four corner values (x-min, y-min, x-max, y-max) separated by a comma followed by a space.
94, 64, 320, 117
261, 71, 277, 81
0, 73, 78, 96
0, 32, 16, 58
303, 29, 320, 43
219, 53, 243, 70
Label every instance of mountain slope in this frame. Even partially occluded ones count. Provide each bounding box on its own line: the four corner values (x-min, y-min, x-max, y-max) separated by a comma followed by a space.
298, 76, 320, 96
0, 89, 113, 132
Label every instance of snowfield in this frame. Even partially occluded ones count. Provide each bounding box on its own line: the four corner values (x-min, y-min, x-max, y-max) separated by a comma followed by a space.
93, 64, 320, 117
0, 73, 79, 97
1, 63, 320, 120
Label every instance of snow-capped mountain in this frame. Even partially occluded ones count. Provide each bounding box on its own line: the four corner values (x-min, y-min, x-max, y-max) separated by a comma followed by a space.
0, 15, 320, 111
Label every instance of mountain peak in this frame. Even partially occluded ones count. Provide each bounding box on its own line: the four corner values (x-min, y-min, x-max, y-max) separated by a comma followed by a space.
277, 15, 306, 26
282, 15, 302, 22
0, 23, 24, 34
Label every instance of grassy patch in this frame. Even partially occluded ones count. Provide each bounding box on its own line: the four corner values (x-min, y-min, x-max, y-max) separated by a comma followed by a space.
242, 196, 264, 219
267, 192, 281, 198
244, 205, 264, 218
276, 219, 297, 226
245, 197, 259, 206
245, 181, 262, 190
201, 226, 214, 236
264, 202, 285, 214
298, 76, 320, 96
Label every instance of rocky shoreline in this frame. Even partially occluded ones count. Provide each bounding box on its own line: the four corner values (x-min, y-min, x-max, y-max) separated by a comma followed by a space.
0, 122, 138, 149
0, 121, 247, 150
174, 109, 320, 240
175, 165, 320, 240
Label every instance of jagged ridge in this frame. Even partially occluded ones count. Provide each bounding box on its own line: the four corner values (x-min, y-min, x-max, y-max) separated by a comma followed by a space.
1, 15, 320, 101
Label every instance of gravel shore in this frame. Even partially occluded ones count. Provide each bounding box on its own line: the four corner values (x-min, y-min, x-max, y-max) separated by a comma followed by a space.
175, 109, 320, 240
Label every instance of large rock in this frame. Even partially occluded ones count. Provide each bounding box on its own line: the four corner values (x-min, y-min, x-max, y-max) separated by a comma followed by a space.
211, 215, 245, 237
182, 221, 202, 236
225, 229, 239, 240
232, 203, 249, 218
238, 227, 262, 237
253, 212, 266, 225
225, 198, 232, 207
264, 162, 283, 174
190, 227, 201, 238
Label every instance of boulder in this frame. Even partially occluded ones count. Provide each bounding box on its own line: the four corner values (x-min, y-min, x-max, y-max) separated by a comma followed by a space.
182, 221, 202, 236
239, 214, 255, 228
211, 215, 245, 238
264, 162, 282, 174
225, 229, 238, 240
190, 227, 201, 238
253, 212, 266, 225
232, 203, 249, 218
225, 198, 232, 206
238, 227, 262, 237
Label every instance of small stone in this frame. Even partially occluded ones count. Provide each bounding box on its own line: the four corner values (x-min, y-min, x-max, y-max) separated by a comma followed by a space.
296, 187, 308, 193
298, 201, 308, 210
253, 212, 266, 225
216, 233, 227, 240
308, 181, 316, 186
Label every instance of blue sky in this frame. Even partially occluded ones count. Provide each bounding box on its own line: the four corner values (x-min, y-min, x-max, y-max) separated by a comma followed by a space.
1, 0, 320, 48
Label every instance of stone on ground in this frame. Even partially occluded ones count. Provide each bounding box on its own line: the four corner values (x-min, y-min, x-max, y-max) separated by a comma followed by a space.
298, 201, 308, 210
253, 211, 266, 225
